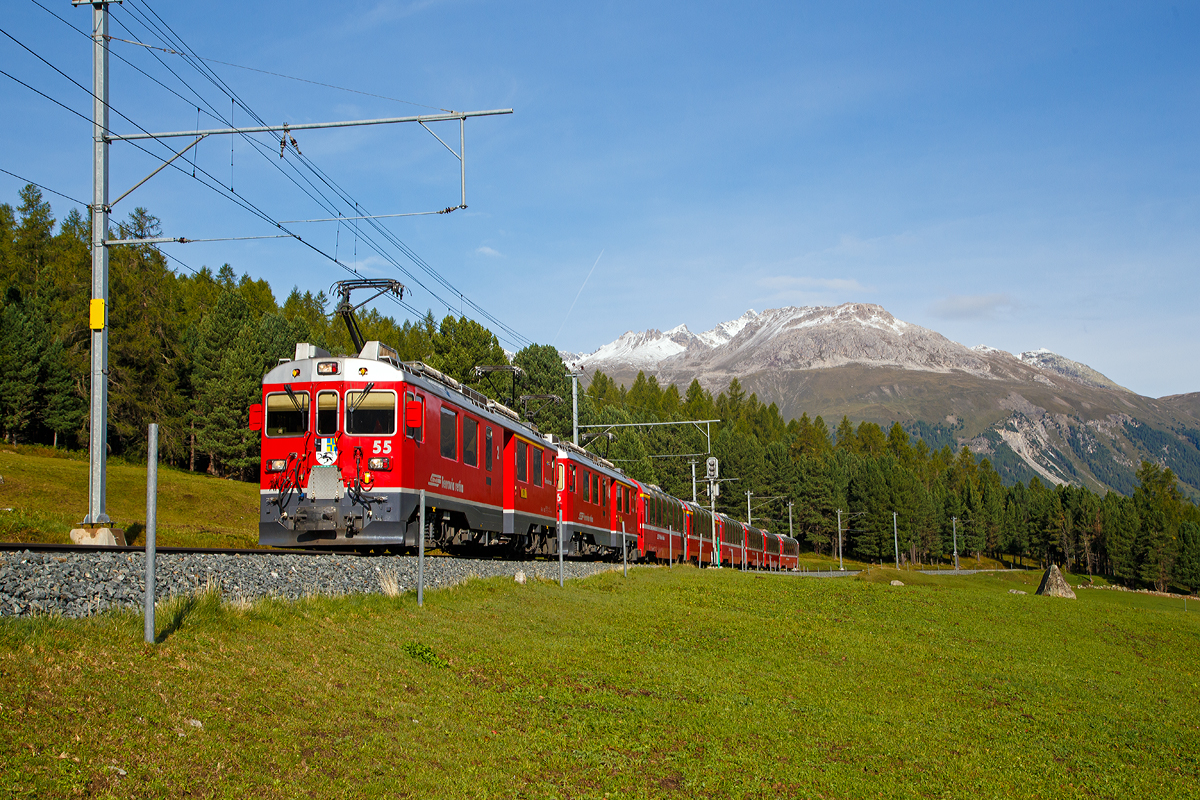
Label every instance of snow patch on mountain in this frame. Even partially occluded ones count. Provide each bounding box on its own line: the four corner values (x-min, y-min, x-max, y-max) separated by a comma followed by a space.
696, 310, 758, 348
582, 328, 690, 367
1019, 349, 1130, 393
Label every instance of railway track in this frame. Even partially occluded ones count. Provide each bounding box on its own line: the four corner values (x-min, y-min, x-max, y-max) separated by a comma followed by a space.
0, 541, 339, 557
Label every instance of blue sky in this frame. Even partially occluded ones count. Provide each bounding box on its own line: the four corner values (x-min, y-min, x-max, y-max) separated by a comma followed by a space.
3, 1, 1198, 397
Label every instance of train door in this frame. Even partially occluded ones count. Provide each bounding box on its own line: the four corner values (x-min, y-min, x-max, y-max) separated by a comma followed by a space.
404, 388, 427, 499
315, 387, 342, 481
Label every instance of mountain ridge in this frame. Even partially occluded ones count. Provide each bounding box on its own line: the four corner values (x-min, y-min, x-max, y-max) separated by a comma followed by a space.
567, 303, 1200, 497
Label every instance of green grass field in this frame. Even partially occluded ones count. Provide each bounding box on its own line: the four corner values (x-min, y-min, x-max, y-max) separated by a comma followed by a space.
0, 446, 261, 548
1, 566, 1196, 799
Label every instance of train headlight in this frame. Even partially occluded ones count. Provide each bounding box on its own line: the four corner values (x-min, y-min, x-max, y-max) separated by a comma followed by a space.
317, 361, 339, 375
266, 459, 288, 473
368, 457, 391, 471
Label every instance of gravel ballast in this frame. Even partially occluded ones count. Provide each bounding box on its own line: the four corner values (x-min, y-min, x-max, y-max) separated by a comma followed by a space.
0, 551, 620, 619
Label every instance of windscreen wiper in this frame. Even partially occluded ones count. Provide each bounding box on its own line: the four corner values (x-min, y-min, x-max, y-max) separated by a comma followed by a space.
349, 382, 375, 414
284, 384, 304, 413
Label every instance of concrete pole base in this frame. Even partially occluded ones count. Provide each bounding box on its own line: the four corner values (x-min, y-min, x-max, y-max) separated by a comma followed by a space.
69, 525, 127, 546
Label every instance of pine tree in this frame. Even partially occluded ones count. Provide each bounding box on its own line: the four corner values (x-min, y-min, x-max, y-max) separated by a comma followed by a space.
1135, 461, 1183, 592
1175, 521, 1200, 593
41, 338, 85, 448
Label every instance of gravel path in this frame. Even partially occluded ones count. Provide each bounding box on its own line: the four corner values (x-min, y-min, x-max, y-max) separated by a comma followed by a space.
0, 551, 620, 619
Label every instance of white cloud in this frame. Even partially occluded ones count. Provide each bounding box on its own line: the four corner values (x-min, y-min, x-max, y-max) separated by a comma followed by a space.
475, 245, 503, 258
928, 293, 1015, 319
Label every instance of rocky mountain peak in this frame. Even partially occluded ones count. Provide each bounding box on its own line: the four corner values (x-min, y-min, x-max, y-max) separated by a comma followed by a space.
571, 302, 1131, 396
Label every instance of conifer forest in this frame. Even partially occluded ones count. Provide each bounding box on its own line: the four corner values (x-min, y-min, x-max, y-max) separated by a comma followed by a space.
2, 187, 1198, 593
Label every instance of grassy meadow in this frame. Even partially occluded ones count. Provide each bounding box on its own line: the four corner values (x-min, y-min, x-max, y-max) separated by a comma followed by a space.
1, 566, 1197, 799
0, 446, 261, 548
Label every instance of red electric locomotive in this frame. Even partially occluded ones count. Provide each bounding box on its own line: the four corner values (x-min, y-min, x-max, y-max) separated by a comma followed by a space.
252, 280, 560, 552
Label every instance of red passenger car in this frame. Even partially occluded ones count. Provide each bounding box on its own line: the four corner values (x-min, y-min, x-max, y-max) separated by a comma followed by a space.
555, 441, 638, 557
639, 485, 685, 562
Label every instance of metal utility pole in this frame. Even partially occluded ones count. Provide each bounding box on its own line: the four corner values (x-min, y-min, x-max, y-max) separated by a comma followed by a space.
81, 0, 114, 530
746, 491, 753, 526
570, 371, 581, 446
893, 511, 899, 570
144, 423, 158, 644
837, 509, 844, 571
710, 482, 718, 568
788, 502, 794, 539
706, 457, 719, 569
952, 516, 959, 571
73, 0, 510, 531
690, 460, 698, 503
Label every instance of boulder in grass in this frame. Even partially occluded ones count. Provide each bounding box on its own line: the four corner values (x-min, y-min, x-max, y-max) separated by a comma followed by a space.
890, 580, 904, 586
514, 571, 527, 585
1035, 565, 1076, 599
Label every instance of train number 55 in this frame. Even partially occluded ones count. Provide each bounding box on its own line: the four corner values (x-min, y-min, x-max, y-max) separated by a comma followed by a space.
372, 440, 392, 454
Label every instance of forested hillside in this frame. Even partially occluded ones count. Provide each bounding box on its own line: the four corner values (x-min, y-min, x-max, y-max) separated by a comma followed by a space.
2, 186, 1198, 593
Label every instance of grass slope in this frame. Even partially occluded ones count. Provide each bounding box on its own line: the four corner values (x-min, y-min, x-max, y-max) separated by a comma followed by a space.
1, 567, 1196, 798
0, 446, 260, 548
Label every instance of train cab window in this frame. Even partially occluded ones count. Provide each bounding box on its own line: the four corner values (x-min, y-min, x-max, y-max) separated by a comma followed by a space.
517, 440, 528, 482
405, 392, 424, 442
601, 479, 608, 516
316, 391, 339, 436
485, 428, 493, 471
592, 474, 600, 506
346, 389, 396, 435
463, 418, 478, 467
532, 447, 543, 486
583, 470, 591, 502
569, 465, 576, 492
440, 408, 458, 460
265, 391, 309, 437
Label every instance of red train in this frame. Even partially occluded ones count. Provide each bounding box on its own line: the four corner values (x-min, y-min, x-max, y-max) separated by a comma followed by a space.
251, 281, 799, 568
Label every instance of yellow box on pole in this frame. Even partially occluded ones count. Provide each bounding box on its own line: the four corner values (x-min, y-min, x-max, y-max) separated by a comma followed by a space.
89, 299, 105, 331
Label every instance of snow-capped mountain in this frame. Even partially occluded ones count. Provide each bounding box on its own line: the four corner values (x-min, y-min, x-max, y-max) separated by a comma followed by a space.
565, 303, 1200, 499
575, 303, 1130, 394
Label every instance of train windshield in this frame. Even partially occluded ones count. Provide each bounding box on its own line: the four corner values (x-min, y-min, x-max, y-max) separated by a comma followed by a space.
316, 391, 338, 435
265, 391, 309, 437
346, 390, 396, 435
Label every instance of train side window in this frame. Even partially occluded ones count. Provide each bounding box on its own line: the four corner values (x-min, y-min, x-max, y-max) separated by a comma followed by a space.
264, 391, 309, 437
440, 408, 457, 460
316, 391, 338, 435
592, 474, 599, 506
485, 427, 493, 471
405, 392, 424, 442
517, 440, 528, 482
463, 417, 478, 467
601, 479, 608, 515
532, 447, 543, 486
569, 465, 576, 492
583, 470, 591, 502
346, 390, 396, 435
